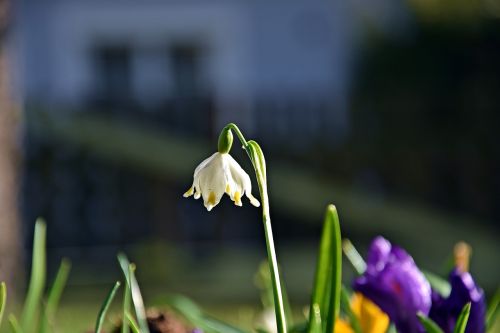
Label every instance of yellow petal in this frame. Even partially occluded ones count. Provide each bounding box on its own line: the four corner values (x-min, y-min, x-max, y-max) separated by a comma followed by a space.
351, 293, 389, 333
335, 319, 355, 333
204, 191, 217, 211
183, 187, 194, 197
234, 191, 242, 206
208, 191, 216, 205
225, 183, 231, 194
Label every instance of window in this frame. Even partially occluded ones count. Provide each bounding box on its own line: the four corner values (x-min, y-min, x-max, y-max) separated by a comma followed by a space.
93, 45, 131, 107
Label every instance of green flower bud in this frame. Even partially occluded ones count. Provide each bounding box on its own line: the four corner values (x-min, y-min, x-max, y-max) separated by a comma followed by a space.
218, 127, 233, 154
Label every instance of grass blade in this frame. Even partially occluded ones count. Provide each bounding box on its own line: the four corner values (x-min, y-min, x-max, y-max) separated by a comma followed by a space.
166, 294, 248, 333
280, 275, 293, 328
117, 253, 150, 333
95, 281, 121, 333
255, 261, 293, 327
340, 286, 361, 333
0, 282, 6, 328
41, 258, 71, 333
386, 324, 397, 333
117, 253, 133, 333
21, 218, 47, 333
342, 239, 366, 275
125, 311, 141, 333
453, 302, 471, 333
417, 313, 445, 333
122, 265, 132, 333
307, 206, 333, 333
486, 288, 499, 331
325, 205, 342, 333
423, 270, 451, 298
289, 321, 308, 333
9, 315, 24, 333
308, 303, 321, 333
307, 205, 342, 333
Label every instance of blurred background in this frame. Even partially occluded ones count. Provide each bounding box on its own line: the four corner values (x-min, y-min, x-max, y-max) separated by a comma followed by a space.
1, 0, 499, 330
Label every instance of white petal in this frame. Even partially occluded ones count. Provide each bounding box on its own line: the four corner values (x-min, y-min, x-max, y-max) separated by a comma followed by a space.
194, 152, 219, 177
246, 192, 260, 207
198, 154, 226, 210
226, 155, 260, 206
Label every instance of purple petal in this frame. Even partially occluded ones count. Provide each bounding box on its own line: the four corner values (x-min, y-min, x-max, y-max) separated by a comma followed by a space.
353, 237, 431, 333
429, 269, 486, 333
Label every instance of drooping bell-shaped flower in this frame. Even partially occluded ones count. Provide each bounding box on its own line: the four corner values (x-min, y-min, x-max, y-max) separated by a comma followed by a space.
353, 237, 432, 333
183, 127, 260, 211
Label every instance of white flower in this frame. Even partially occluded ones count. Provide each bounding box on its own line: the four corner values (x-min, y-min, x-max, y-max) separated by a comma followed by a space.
183, 152, 260, 211
255, 309, 277, 333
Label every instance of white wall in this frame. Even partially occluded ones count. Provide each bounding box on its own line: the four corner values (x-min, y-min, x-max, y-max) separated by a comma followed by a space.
18, 1, 252, 115
16, 0, 408, 140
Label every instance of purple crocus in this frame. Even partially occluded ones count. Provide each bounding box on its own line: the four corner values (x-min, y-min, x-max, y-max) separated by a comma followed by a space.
429, 268, 486, 333
353, 236, 432, 333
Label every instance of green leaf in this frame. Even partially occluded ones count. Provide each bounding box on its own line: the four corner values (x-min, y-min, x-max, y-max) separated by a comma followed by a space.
40, 258, 71, 333
254, 261, 293, 327
125, 311, 141, 333
8, 315, 24, 333
0, 282, 6, 328
21, 218, 47, 333
246, 139, 287, 333
486, 288, 500, 332
255, 261, 274, 309
255, 329, 270, 333
122, 265, 133, 333
95, 281, 121, 333
165, 294, 248, 333
386, 324, 397, 333
340, 286, 361, 333
341, 239, 366, 275
307, 205, 342, 333
280, 274, 294, 328
247, 140, 267, 180
117, 253, 150, 333
423, 270, 451, 298
325, 205, 342, 333
288, 322, 308, 333
417, 312, 445, 333
308, 303, 322, 333
453, 302, 471, 333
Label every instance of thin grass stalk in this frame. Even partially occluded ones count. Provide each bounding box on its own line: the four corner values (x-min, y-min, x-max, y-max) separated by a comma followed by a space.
0, 282, 6, 328
417, 313, 445, 333
324, 206, 342, 333
121, 265, 132, 333
40, 258, 71, 333
222, 124, 289, 333
453, 303, 471, 333
118, 254, 150, 333
20, 219, 46, 333
125, 312, 141, 333
9, 315, 24, 333
95, 281, 121, 333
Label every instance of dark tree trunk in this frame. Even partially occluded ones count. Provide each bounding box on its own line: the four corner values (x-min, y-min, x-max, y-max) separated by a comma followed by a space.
0, 0, 22, 298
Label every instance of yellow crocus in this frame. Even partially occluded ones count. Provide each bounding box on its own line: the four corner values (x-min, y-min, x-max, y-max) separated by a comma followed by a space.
335, 292, 390, 333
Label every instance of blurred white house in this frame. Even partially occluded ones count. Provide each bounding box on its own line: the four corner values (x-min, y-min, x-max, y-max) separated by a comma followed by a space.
13, 0, 408, 146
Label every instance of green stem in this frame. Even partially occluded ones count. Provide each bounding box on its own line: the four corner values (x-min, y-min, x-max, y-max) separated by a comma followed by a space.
223, 124, 287, 333
224, 123, 250, 150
